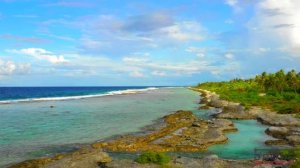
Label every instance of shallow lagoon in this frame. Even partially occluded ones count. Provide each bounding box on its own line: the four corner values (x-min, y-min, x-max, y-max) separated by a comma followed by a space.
208, 120, 272, 159
0, 88, 276, 166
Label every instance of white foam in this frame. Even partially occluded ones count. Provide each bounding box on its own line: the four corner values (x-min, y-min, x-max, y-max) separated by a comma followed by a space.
0, 87, 159, 104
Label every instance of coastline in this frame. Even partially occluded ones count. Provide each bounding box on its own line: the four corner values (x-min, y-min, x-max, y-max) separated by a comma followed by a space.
8, 110, 239, 168
7, 87, 244, 168
191, 87, 300, 146
7, 87, 298, 167
2, 87, 201, 167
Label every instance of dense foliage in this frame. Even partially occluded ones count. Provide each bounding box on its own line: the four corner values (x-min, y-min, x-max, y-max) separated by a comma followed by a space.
196, 69, 300, 115
281, 148, 300, 168
135, 152, 171, 165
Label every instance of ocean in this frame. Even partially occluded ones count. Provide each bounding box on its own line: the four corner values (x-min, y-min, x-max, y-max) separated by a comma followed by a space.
0, 87, 273, 167
0, 86, 159, 103
0, 87, 200, 166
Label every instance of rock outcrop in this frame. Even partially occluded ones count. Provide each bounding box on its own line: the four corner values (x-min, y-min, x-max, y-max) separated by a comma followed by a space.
215, 105, 257, 120
92, 110, 237, 152
172, 155, 254, 168
106, 155, 254, 168
9, 110, 238, 168
286, 135, 300, 146
193, 88, 300, 147
257, 112, 300, 127
265, 127, 290, 139
195, 89, 258, 120
8, 148, 112, 168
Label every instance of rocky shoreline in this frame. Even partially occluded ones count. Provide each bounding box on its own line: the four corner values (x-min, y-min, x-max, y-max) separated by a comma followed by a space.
8, 87, 300, 168
106, 155, 255, 168
92, 110, 237, 152
193, 88, 300, 147
9, 110, 239, 168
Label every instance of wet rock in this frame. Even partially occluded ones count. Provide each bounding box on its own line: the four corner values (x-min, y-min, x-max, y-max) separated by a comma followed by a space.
257, 112, 300, 127
208, 99, 228, 108
265, 139, 288, 145
223, 105, 245, 113
199, 97, 209, 104
286, 135, 300, 146
172, 156, 254, 168
192, 121, 203, 127
290, 127, 300, 135
216, 105, 257, 120
44, 150, 112, 168
265, 127, 290, 139
92, 111, 237, 153
205, 154, 219, 159
199, 105, 211, 110
106, 159, 159, 168
9, 148, 112, 168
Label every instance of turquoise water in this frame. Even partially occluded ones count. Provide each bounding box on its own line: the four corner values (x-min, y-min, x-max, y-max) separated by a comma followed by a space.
0, 88, 276, 166
208, 120, 272, 159
110, 112, 275, 160
0, 88, 200, 167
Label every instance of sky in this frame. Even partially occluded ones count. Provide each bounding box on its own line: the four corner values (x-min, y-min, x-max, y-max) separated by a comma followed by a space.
0, 0, 299, 86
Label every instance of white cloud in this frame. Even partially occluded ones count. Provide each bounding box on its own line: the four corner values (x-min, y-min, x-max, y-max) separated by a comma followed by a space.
129, 71, 144, 78
80, 37, 110, 50
226, 0, 238, 7
9, 48, 69, 64
248, 0, 300, 58
186, 47, 205, 58
123, 57, 149, 64
159, 21, 204, 42
68, 13, 206, 54
224, 53, 234, 59
122, 54, 238, 76
225, 0, 241, 12
151, 71, 166, 77
258, 47, 270, 53
0, 58, 31, 76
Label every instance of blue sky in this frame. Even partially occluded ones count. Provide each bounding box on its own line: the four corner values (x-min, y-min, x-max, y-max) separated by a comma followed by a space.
0, 0, 299, 86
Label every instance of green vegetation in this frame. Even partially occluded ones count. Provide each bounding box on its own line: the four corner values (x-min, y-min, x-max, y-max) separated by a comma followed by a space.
281, 148, 300, 168
196, 69, 300, 115
135, 151, 171, 166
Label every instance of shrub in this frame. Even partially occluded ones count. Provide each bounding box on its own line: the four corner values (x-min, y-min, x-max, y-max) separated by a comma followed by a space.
281, 148, 300, 160
281, 148, 300, 168
282, 92, 297, 101
135, 152, 171, 165
291, 160, 300, 168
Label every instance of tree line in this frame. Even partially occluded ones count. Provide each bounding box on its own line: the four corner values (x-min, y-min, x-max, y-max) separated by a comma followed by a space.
253, 69, 300, 93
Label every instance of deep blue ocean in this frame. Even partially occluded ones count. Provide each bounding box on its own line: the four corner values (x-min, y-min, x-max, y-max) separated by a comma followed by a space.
0, 86, 157, 102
